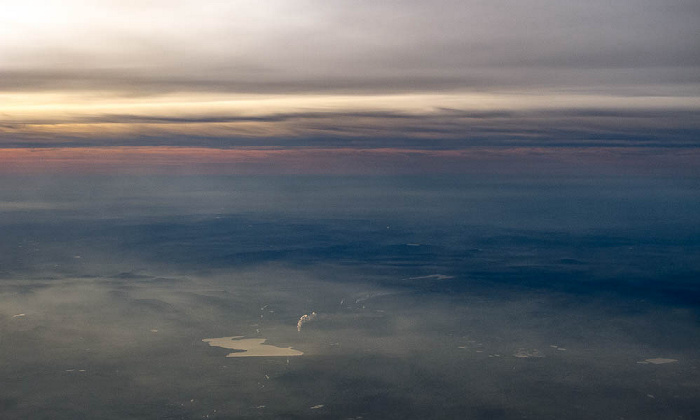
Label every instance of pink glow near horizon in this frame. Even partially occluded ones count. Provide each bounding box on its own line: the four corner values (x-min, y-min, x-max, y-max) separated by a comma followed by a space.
1, 147, 697, 176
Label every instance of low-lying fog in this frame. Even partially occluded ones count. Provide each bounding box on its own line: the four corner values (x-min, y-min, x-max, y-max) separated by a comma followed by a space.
1, 175, 698, 419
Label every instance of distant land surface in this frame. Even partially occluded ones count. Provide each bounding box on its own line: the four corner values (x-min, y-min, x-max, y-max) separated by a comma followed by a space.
0, 175, 698, 419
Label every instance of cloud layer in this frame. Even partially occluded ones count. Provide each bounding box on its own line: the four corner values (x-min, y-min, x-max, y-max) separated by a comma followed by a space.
1, 0, 698, 171
2, 0, 699, 95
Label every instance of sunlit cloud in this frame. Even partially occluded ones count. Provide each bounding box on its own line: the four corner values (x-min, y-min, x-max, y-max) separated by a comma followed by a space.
297, 312, 317, 332
1, 91, 698, 149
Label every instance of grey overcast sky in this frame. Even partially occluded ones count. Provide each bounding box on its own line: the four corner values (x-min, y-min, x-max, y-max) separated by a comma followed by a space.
2, 0, 699, 94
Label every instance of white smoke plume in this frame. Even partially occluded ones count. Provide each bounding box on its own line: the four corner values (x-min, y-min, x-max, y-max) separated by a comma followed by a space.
297, 312, 317, 332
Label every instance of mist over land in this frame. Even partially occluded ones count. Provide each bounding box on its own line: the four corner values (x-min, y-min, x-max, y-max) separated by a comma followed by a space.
1, 175, 698, 419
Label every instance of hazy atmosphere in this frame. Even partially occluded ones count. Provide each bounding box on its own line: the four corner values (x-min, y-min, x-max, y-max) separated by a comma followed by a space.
1, 1, 699, 419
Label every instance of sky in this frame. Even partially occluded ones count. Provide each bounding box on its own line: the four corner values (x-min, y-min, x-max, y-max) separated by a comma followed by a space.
1, 0, 699, 174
